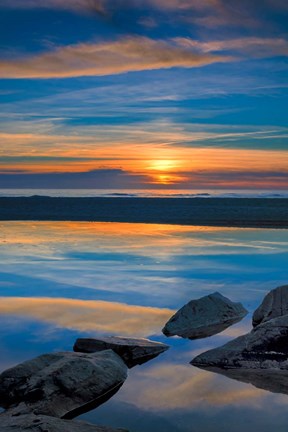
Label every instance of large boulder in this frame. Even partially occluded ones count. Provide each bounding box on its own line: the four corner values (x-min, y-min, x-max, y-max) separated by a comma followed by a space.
0, 410, 128, 432
191, 315, 288, 370
73, 336, 169, 368
162, 292, 247, 339
0, 350, 127, 419
253, 284, 288, 327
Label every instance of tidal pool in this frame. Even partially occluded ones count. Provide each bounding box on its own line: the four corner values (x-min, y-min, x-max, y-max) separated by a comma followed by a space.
0, 222, 288, 431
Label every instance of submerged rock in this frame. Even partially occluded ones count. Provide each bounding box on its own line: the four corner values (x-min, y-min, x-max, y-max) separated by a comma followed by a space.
253, 284, 288, 327
162, 292, 247, 339
0, 350, 127, 419
73, 336, 169, 368
0, 410, 128, 432
191, 315, 288, 370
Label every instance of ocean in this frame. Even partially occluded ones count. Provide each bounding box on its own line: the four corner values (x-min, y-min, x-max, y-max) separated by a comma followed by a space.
0, 188, 287, 198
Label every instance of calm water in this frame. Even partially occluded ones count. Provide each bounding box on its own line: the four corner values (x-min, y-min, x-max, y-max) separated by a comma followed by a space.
0, 222, 288, 431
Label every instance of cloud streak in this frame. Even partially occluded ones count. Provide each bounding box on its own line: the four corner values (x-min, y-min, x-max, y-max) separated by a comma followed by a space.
2, 0, 287, 31
0, 37, 229, 79
176, 37, 288, 59
0, 0, 106, 14
0, 168, 150, 189
0, 166, 287, 189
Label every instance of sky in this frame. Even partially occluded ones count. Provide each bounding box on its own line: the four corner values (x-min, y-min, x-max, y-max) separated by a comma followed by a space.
0, 0, 288, 190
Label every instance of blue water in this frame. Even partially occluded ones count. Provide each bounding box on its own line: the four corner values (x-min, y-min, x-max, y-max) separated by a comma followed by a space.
0, 222, 288, 431
0, 188, 288, 198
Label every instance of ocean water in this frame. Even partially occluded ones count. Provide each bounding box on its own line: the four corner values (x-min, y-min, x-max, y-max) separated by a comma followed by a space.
0, 222, 288, 431
0, 188, 288, 198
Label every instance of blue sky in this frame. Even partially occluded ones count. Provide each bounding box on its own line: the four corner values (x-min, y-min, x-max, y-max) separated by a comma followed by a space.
0, 0, 287, 189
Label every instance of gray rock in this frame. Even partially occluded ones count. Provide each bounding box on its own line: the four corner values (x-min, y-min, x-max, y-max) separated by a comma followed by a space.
162, 292, 247, 339
0, 350, 127, 419
73, 336, 169, 368
191, 315, 288, 370
0, 409, 128, 432
253, 284, 288, 327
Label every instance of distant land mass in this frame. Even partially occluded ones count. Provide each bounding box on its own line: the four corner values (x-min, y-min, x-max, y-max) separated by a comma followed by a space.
0, 197, 287, 228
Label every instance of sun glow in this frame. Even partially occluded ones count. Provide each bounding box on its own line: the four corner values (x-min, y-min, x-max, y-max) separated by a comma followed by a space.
146, 159, 185, 184
149, 160, 179, 171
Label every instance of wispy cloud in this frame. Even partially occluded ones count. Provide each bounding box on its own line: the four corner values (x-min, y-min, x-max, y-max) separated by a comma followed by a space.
2, 0, 287, 31
150, 0, 288, 27
0, 168, 150, 188
0, 37, 230, 79
1, 120, 288, 159
0, 0, 106, 14
175, 37, 288, 59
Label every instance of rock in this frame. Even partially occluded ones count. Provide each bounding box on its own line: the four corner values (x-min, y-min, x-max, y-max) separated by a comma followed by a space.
73, 336, 169, 368
191, 315, 288, 370
0, 350, 127, 419
253, 284, 288, 327
162, 292, 247, 339
0, 410, 128, 432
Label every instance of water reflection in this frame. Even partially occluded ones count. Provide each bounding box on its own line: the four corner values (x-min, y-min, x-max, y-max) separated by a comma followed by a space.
194, 366, 288, 397
0, 297, 173, 337
0, 222, 288, 431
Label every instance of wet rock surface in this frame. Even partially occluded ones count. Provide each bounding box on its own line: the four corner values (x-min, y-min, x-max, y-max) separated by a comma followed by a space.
253, 284, 288, 327
191, 315, 288, 369
0, 350, 127, 419
162, 292, 247, 339
74, 336, 169, 368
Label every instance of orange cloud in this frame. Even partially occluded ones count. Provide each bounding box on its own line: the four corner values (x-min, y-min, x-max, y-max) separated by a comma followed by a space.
1, 126, 287, 188
1, 137, 287, 173
0, 37, 230, 79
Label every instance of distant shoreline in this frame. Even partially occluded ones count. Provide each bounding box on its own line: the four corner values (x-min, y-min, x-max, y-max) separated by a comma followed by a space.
0, 197, 287, 228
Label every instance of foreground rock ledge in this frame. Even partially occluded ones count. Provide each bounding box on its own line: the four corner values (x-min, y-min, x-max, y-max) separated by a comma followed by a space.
0, 410, 128, 432
0, 350, 127, 419
74, 336, 169, 368
191, 315, 288, 370
253, 284, 288, 327
162, 292, 247, 340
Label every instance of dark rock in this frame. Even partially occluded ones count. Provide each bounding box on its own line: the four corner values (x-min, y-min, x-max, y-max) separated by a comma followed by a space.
162, 292, 247, 339
253, 284, 288, 327
0, 409, 128, 432
0, 350, 127, 419
191, 315, 288, 370
73, 336, 169, 368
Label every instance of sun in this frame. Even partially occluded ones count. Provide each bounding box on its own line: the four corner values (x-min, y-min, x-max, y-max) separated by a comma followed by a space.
149, 160, 178, 171
145, 159, 186, 185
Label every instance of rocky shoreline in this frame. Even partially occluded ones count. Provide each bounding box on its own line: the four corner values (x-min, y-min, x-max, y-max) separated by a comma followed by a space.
0, 338, 169, 431
2, 285, 288, 430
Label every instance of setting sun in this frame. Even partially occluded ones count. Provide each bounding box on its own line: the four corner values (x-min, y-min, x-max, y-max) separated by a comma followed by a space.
149, 160, 179, 172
